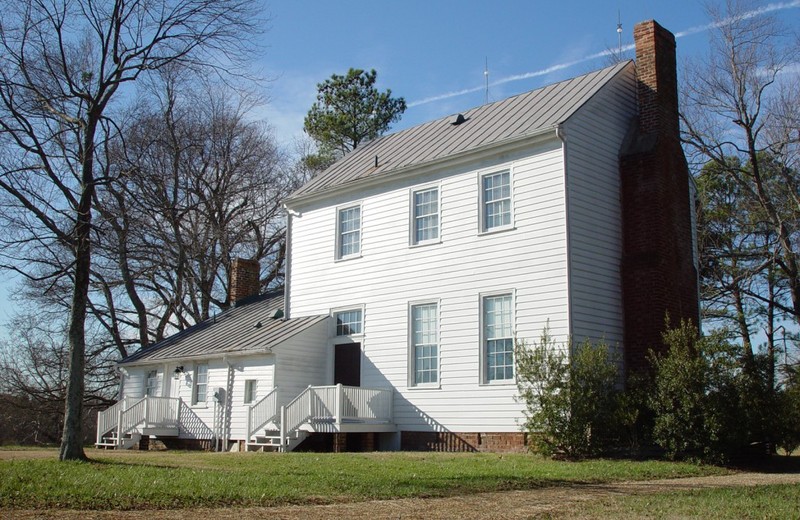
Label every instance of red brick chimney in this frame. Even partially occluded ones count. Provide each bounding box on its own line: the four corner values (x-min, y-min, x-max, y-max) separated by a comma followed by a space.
620, 20, 699, 377
229, 258, 261, 306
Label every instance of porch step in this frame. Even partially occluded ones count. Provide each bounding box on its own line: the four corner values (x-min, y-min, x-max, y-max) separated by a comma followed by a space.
95, 432, 140, 450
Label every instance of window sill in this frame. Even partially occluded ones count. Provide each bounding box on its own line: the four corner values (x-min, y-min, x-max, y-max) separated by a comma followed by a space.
407, 383, 441, 390
479, 379, 516, 387
478, 225, 516, 237
409, 239, 442, 249
334, 253, 362, 263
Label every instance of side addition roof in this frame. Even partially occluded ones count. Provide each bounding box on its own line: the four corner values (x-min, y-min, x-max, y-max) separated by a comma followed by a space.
119, 292, 327, 365
288, 60, 633, 202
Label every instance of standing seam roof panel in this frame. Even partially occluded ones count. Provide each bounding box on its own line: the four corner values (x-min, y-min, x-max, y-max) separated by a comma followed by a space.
288, 61, 632, 201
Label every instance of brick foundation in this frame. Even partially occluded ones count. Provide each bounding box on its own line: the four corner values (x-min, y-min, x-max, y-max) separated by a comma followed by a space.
400, 431, 528, 453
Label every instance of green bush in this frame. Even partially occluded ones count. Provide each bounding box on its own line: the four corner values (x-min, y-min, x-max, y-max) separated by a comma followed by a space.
515, 329, 620, 458
648, 320, 778, 463
776, 367, 800, 455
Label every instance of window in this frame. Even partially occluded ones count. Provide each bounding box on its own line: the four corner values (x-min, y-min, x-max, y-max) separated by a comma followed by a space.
335, 309, 363, 336
411, 187, 439, 244
145, 370, 159, 397
481, 170, 512, 231
337, 205, 361, 258
192, 363, 208, 405
410, 303, 438, 386
483, 294, 514, 382
244, 379, 257, 404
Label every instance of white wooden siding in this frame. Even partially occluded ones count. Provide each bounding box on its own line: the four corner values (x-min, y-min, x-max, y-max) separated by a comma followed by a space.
122, 357, 275, 441
289, 138, 570, 432
274, 320, 329, 405
561, 63, 636, 349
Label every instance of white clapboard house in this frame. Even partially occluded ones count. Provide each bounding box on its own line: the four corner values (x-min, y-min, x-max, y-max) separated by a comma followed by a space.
98, 20, 698, 452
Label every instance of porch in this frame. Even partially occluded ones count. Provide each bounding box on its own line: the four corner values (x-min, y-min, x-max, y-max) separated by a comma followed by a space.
246, 384, 395, 452
95, 396, 180, 449
96, 385, 394, 452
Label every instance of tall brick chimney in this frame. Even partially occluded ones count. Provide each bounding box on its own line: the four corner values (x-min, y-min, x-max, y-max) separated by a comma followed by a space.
229, 258, 261, 306
620, 20, 699, 377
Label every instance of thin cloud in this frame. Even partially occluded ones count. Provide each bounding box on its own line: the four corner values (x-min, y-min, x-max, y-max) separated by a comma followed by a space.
409, 1, 800, 108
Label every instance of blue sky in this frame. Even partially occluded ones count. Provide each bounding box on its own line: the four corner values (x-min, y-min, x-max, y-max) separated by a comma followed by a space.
258, 0, 800, 147
1, 1, 799, 333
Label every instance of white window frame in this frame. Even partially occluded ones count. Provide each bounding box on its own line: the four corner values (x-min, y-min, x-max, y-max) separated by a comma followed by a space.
478, 168, 514, 233
332, 305, 365, 338
335, 203, 362, 260
408, 300, 440, 388
480, 291, 516, 384
192, 363, 208, 405
244, 379, 258, 404
409, 185, 441, 246
145, 369, 159, 397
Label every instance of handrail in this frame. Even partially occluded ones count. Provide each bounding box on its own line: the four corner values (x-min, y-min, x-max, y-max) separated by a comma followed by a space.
280, 387, 313, 447
278, 385, 393, 451
340, 386, 392, 421
246, 387, 279, 440
97, 397, 181, 446
96, 400, 126, 444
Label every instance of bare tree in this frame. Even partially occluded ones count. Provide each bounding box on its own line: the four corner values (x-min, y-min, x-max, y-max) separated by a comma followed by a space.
681, 0, 800, 385
93, 73, 295, 350
0, 311, 117, 445
0, 0, 260, 460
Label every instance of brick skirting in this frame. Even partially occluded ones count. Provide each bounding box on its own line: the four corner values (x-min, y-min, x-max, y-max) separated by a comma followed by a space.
400, 431, 528, 452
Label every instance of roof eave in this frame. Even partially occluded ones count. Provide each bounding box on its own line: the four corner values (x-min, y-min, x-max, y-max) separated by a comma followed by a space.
118, 346, 278, 367
284, 125, 560, 209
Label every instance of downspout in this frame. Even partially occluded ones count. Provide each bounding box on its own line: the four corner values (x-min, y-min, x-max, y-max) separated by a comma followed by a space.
555, 124, 575, 348
223, 355, 235, 452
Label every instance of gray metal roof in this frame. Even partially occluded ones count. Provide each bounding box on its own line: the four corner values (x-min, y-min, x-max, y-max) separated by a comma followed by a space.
119, 292, 327, 365
289, 61, 632, 201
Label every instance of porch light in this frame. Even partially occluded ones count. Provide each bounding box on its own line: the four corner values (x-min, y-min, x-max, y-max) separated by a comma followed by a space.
173, 366, 184, 379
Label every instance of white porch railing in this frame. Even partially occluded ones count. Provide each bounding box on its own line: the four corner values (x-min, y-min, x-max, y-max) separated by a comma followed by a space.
279, 385, 392, 451
96, 396, 180, 447
246, 387, 280, 444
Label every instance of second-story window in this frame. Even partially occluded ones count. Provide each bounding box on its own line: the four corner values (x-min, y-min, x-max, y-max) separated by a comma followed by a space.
481, 170, 512, 232
412, 187, 439, 245
337, 205, 361, 259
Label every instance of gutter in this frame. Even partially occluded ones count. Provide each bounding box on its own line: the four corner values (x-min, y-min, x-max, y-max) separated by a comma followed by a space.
118, 349, 276, 368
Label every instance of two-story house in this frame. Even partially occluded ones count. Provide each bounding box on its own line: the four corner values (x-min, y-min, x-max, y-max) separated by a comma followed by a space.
98, 20, 698, 452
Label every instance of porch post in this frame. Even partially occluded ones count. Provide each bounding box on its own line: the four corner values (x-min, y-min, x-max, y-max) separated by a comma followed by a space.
143, 397, 149, 429
335, 384, 342, 425
116, 409, 123, 448
245, 404, 252, 449
279, 405, 286, 452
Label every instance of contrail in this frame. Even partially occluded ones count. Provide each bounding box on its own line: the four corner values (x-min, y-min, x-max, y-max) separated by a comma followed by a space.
408, 1, 800, 108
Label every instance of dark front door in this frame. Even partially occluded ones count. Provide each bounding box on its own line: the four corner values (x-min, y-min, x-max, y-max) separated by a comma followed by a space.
334, 343, 361, 387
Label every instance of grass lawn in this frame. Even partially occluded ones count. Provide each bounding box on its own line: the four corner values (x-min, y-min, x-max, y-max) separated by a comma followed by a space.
0, 448, 728, 510
571, 484, 800, 519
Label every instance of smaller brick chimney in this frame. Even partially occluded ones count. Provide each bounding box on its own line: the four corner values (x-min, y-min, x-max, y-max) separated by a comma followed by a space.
229, 258, 260, 306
